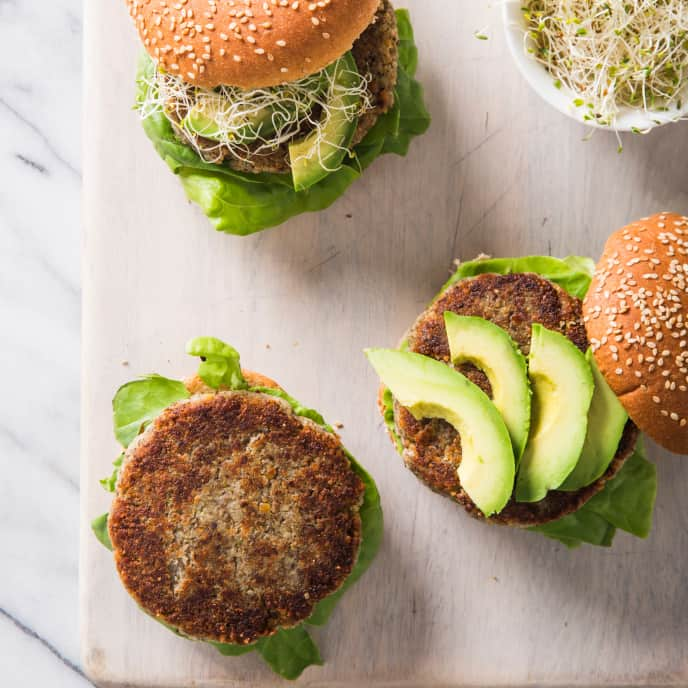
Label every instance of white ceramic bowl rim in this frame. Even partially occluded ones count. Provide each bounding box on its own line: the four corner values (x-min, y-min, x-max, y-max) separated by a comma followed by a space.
501, 0, 688, 132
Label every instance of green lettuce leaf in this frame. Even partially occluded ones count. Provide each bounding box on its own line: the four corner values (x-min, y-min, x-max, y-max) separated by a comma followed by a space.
396, 9, 419, 77
99, 454, 124, 493
255, 627, 323, 680
95, 339, 383, 680
531, 440, 656, 547
91, 513, 113, 551
210, 641, 256, 657
135, 9, 430, 235
529, 508, 616, 549
186, 337, 248, 390
441, 255, 595, 300
113, 375, 190, 448
580, 439, 656, 538
381, 387, 404, 454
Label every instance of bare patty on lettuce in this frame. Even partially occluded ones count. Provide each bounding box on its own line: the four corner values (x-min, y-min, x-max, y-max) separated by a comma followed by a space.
93, 339, 383, 680
110, 386, 364, 646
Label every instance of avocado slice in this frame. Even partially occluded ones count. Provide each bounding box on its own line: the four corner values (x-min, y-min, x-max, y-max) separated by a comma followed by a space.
559, 350, 628, 491
444, 313, 531, 462
289, 52, 361, 192
182, 98, 278, 143
514, 325, 594, 503
366, 349, 515, 517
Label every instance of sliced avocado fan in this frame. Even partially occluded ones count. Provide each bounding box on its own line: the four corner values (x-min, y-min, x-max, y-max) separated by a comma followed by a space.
366, 348, 515, 517
289, 52, 362, 192
444, 313, 531, 462
515, 325, 594, 503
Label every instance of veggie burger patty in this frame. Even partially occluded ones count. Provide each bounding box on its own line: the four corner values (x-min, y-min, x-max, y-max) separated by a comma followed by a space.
170, 0, 399, 174
392, 272, 639, 527
109, 374, 365, 645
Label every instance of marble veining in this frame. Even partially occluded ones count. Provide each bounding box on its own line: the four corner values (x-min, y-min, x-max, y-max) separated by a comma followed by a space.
0, 0, 85, 684
5, 0, 688, 684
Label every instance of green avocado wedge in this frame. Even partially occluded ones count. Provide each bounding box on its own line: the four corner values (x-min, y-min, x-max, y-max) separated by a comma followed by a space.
183, 100, 279, 143
444, 313, 531, 462
515, 325, 594, 503
366, 348, 514, 517
559, 350, 629, 491
289, 52, 361, 192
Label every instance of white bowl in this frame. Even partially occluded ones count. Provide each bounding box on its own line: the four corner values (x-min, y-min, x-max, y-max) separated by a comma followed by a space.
501, 0, 688, 132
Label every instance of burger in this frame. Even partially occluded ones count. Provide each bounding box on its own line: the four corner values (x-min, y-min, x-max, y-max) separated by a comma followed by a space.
367, 212, 688, 548
92, 337, 382, 679
126, 0, 430, 235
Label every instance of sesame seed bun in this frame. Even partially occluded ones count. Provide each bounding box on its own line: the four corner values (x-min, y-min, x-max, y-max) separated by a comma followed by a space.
126, 0, 382, 89
584, 213, 688, 455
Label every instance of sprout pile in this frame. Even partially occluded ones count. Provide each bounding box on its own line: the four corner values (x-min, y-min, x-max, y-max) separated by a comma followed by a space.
522, 0, 688, 127
138, 57, 373, 166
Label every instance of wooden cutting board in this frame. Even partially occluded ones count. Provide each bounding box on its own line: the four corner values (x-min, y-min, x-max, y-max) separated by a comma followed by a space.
80, 1, 688, 685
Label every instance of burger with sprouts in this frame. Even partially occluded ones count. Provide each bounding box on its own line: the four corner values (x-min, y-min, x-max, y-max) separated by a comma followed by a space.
127, 0, 430, 235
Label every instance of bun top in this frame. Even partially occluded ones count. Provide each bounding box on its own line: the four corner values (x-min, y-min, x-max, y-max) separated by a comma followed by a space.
126, 0, 381, 89
584, 212, 688, 454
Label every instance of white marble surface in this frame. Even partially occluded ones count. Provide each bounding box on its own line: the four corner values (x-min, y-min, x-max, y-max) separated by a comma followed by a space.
0, 0, 88, 685
4, 0, 688, 685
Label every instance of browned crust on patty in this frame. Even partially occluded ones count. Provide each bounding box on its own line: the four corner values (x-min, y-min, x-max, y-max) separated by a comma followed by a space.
389, 272, 638, 527
410, 272, 589, 364
349, 0, 399, 146
109, 388, 364, 645
170, 0, 398, 174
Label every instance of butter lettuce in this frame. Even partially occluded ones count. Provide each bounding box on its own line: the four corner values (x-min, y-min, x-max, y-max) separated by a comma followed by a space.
380, 254, 657, 548
92, 338, 382, 680
532, 440, 656, 547
99, 454, 123, 493
254, 628, 323, 681
136, 9, 430, 236
91, 513, 112, 550
113, 375, 190, 447
186, 336, 247, 390
441, 255, 596, 300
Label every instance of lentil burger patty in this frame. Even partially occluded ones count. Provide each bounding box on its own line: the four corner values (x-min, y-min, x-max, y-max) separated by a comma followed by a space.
109, 374, 364, 645
391, 272, 639, 527
172, 0, 399, 173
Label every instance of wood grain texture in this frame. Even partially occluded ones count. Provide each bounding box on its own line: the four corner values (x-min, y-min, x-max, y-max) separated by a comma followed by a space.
80, 1, 688, 686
